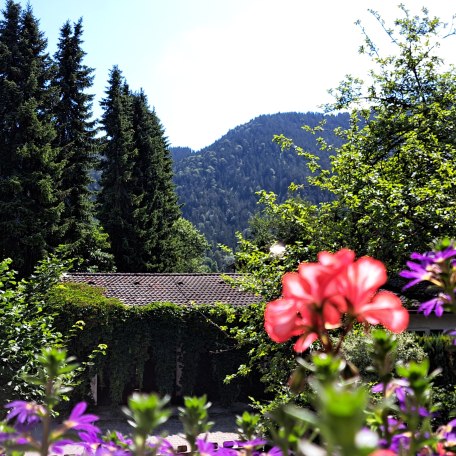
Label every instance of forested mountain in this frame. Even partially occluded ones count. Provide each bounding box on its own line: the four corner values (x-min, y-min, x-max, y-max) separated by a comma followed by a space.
172, 112, 349, 253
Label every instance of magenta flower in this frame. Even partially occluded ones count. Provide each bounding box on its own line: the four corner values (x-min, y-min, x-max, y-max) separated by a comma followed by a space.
5, 401, 45, 425
62, 402, 100, 437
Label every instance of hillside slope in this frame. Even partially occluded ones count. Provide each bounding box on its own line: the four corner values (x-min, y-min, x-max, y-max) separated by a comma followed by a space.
173, 111, 348, 251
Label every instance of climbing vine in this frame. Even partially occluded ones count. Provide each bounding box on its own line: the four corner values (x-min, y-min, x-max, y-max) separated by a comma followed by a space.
46, 283, 258, 404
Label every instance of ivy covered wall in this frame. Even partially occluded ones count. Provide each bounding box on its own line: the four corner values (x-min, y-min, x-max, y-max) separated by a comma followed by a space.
46, 283, 261, 404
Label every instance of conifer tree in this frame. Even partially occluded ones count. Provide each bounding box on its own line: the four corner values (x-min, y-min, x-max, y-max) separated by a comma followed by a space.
98, 66, 138, 271
129, 90, 181, 271
0, 1, 63, 276
53, 19, 113, 270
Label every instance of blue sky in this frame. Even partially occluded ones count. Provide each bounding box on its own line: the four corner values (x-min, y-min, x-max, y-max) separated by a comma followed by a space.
14, 0, 456, 150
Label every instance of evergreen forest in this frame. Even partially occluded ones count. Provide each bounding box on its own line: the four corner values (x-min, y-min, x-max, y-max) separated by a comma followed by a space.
172, 112, 349, 259
0, 1, 209, 275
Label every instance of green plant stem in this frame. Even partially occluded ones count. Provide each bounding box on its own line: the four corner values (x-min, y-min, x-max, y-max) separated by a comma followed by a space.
41, 379, 54, 456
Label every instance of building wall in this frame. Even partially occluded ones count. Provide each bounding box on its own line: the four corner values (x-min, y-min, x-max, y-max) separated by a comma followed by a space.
408, 313, 456, 334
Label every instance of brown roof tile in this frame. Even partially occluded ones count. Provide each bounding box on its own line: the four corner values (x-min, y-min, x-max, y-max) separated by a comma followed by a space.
61, 273, 262, 307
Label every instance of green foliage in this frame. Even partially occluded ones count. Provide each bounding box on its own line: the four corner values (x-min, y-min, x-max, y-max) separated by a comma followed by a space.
236, 411, 262, 441
97, 66, 138, 271
229, 6, 456, 411
0, 1, 64, 276
123, 393, 171, 456
417, 334, 456, 386
233, 192, 336, 300
0, 255, 93, 406
178, 395, 213, 452
312, 6, 456, 270
341, 329, 426, 383
46, 283, 257, 404
52, 19, 113, 271
98, 69, 182, 273
168, 217, 210, 273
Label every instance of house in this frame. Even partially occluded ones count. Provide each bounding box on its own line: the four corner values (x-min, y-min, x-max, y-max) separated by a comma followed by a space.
62, 272, 455, 333
60, 273, 263, 404
61, 272, 263, 306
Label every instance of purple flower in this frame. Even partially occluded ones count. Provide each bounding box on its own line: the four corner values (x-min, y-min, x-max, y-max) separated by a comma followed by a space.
399, 260, 433, 289
217, 448, 239, 456
237, 438, 267, 449
400, 245, 456, 290
114, 432, 132, 446
50, 439, 80, 455
442, 419, 456, 443
147, 438, 174, 455
394, 386, 432, 417
418, 296, 446, 316
445, 329, 456, 345
196, 438, 218, 456
5, 401, 45, 426
411, 246, 456, 264
62, 402, 100, 437
265, 447, 283, 456
389, 433, 410, 453
77, 434, 131, 456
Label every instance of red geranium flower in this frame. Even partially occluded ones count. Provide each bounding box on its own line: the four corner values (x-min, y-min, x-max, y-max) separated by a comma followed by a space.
264, 249, 356, 352
337, 256, 409, 333
264, 249, 409, 352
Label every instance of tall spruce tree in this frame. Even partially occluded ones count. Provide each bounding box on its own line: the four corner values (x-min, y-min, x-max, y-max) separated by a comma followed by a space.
129, 90, 181, 271
98, 66, 138, 271
0, 1, 63, 276
53, 19, 113, 270
98, 68, 184, 272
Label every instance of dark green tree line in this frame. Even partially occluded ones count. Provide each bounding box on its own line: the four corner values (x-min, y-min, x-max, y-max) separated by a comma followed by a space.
53, 18, 112, 271
0, 2, 213, 275
0, 0, 63, 276
98, 66, 138, 271
98, 67, 203, 272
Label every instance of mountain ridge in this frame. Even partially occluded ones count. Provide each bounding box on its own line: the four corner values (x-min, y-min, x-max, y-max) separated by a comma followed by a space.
171, 111, 349, 261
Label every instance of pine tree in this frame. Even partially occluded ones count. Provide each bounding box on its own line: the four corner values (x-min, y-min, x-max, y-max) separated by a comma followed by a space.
129, 90, 181, 271
53, 19, 113, 270
98, 66, 138, 271
0, 1, 63, 276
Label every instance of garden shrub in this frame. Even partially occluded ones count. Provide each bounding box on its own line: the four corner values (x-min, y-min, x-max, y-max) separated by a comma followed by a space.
417, 334, 456, 386
341, 328, 426, 383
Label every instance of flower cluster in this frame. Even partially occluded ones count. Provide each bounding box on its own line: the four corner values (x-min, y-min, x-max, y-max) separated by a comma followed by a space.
265, 249, 410, 352
400, 242, 456, 317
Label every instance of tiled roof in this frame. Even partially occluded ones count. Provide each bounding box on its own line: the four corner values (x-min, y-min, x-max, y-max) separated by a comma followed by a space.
61, 273, 263, 307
